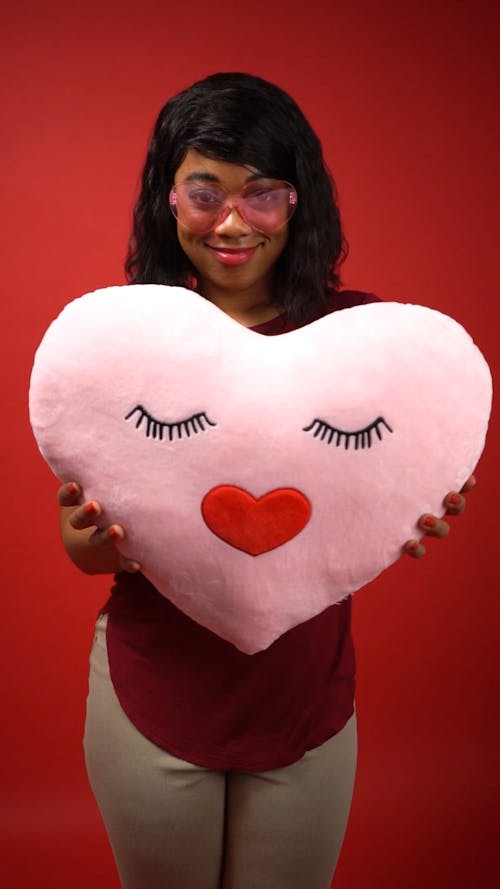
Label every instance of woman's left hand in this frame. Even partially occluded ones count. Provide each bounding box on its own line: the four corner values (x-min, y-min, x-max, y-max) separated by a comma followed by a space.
403, 475, 476, 558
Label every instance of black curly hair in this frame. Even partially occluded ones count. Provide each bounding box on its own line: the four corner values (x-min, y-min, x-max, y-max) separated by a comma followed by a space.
125, 72, 347, 323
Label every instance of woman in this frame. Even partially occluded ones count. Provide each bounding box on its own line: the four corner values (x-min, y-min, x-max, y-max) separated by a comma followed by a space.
59, 73, 472, 889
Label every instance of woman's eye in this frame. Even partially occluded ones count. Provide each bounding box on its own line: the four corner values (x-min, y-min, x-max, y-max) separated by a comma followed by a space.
246, 188, 277, 206
125, 405, 217, 441
303, 416, 393, 450
187, 188, 224, 208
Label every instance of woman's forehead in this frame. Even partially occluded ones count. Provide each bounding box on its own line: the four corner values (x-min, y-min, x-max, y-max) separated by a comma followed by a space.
174, 149, 262, 187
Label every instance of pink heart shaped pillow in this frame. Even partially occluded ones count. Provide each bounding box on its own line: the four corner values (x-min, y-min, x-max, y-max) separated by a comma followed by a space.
29, 285, 492, 653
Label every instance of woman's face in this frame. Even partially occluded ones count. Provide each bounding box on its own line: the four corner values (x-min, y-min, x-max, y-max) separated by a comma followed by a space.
173, 150, 289, 308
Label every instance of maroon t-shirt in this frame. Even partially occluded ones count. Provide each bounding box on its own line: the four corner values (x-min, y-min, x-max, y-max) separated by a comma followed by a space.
101, 289, 379, 771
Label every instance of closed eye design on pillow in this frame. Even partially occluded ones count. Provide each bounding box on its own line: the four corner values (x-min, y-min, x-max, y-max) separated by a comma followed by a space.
303, 416, 393, 450
125, 404, 217, 441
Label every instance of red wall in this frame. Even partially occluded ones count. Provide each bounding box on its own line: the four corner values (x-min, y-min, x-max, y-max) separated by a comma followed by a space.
2, 1, 498, 886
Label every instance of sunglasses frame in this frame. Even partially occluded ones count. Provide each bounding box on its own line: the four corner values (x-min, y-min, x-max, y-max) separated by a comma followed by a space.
169, 179, 298, 234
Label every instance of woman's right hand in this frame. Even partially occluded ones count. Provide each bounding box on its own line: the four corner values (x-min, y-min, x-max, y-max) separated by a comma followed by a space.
58, 481, 141, 575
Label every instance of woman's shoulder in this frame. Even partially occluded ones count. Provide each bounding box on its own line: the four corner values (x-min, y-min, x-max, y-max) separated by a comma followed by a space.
253, 289, 381, 336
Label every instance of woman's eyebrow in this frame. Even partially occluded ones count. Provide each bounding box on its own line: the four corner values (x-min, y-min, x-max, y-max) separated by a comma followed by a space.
245, 171, 266, 181
184, 171, 221, 183
183, 170, 266, 184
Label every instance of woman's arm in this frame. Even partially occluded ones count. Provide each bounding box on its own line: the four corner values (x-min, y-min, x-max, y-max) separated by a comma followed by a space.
58, 483, 141, 575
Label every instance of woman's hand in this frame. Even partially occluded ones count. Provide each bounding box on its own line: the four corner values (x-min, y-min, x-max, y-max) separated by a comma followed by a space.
58, 481, 141, 575
403, 475, 476, 558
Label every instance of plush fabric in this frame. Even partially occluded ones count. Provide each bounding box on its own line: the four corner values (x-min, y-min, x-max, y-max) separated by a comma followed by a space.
29, 285, 492, 653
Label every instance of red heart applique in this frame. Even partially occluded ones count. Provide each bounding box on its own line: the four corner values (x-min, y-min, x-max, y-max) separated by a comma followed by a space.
201, 485, 312, 556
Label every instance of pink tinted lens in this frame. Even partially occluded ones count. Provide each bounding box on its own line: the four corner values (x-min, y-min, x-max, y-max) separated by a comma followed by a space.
242, 184, 297, 232
169, 184, 226, 234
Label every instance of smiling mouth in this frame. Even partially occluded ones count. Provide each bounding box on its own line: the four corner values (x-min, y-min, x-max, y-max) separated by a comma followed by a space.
205, 244, 261, 266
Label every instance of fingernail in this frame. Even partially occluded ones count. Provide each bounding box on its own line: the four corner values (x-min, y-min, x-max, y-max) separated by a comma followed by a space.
84, 502, 98, 516
67, 482, 79, 495
407, 542, 420, 554
423, 515, 436, 528
448, 493, 461, 505
108, 525, 123, 540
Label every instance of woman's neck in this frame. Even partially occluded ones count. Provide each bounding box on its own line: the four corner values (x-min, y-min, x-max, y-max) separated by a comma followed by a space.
200, 282, 282, 328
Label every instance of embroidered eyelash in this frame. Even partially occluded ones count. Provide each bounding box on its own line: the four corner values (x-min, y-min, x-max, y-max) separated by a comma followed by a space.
303, 416, 393, 450
125, 405, 217, 441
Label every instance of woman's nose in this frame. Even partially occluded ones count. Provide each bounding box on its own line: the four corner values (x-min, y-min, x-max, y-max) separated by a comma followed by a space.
213, 203, 253, 235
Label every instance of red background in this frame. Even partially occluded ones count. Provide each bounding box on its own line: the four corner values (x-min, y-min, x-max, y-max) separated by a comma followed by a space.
2, 1, 498, 886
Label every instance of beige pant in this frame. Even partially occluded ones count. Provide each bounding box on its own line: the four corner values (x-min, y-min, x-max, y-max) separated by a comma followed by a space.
84, 614, 358, 889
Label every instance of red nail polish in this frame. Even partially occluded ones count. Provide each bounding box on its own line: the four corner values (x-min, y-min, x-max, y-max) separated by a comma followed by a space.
407, 542, 419, 554
84, 502, 97, 515
108, 526, 119, 539
449, 493, 460, 505
67, 482, 79, 495
423, 516, 436, 528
